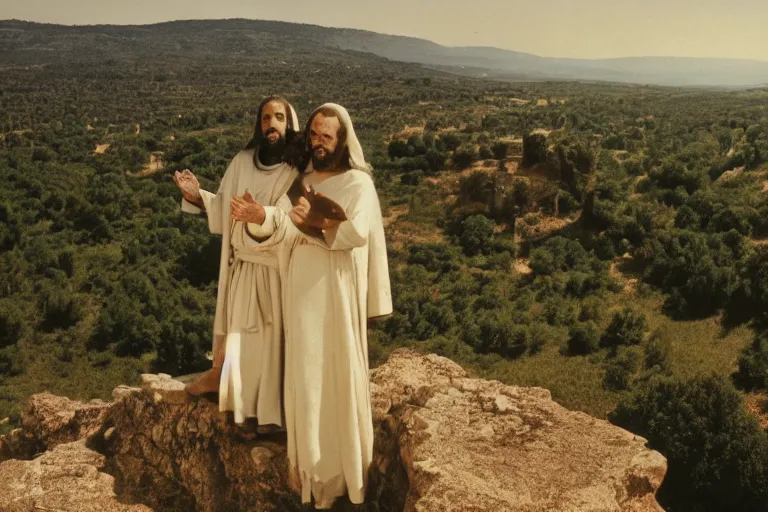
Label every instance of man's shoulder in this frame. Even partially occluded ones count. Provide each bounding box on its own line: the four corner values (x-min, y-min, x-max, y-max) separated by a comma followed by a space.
232, 149, 256, 164
345, 169, 375, 192
346, 168, 373, 182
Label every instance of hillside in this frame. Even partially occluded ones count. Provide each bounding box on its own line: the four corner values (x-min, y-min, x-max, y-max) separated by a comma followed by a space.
1, 18, 768, 511
3, 18, 768, 87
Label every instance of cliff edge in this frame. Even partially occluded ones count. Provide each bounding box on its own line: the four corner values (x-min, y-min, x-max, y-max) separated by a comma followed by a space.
0, 349, 666, 511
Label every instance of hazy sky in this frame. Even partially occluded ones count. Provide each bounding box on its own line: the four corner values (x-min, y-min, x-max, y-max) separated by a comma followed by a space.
2, 0, 767, 61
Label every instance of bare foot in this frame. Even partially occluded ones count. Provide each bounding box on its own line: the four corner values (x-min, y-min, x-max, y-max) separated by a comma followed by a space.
185, 367, 222, 396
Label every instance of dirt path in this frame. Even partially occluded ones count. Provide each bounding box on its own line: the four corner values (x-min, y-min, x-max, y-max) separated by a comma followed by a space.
383, 204, 409, 228
130, 152, 165, 177
609, 255, 639, 295
93, 143, 111, 154
514, 258, 533, 275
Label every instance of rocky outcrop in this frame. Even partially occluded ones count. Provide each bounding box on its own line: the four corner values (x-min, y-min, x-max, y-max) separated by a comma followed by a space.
371, 351, 666, 512
0, 350, 667, 511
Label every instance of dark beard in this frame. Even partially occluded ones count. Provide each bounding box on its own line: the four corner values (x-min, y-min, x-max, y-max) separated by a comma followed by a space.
257, 130, 286, 166
311, 144, 346, 171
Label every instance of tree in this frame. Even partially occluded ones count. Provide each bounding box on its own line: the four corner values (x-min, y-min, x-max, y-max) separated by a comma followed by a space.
603, 347, 640, 390
568, 322, 600, 355
491, 141, 509, 160
473, 310, 529, 359
601, 308, 648, 348
610, 375, 768, 511
733, 332, 768, 391
522, 133, 547, 167
643, 331, 672, 374
0, 300, 24, 348
529, 237, 591, 275
458, 170, 494, 205
459, 214, 494, 256
424, 149, 447, 173
453, 145, 477, 170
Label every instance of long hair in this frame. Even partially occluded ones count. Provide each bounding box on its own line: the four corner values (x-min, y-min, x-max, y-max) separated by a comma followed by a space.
284, 130, 310, 172
244, 96, 296, 151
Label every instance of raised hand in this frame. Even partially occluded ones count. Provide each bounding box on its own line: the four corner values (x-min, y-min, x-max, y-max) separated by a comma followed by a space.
173, 169, 201, 204
231, 191, 266, 224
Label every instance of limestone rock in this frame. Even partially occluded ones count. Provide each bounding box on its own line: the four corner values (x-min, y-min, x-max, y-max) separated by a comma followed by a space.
140, 372, 190, 404
0, 351, 667, 511
0, 440, 151, 512
0, 428, 40, 463
369, 350, 667, 512
13, 392, 112, 457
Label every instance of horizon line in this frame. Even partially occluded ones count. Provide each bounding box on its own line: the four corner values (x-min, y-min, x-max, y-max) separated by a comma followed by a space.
2, 17, 768, 64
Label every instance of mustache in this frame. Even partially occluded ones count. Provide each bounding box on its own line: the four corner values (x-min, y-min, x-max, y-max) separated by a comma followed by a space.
265, 128, 280, 136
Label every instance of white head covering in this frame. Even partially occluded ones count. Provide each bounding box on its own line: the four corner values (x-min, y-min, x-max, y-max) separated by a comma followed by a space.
306, 103, 371, 175
286, 102, 300, 131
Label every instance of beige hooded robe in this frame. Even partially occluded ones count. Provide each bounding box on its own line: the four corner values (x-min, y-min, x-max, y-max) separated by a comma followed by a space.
242, 103, 392, 508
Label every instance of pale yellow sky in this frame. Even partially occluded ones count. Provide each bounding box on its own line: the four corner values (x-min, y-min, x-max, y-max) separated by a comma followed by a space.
1, 0, 767, 61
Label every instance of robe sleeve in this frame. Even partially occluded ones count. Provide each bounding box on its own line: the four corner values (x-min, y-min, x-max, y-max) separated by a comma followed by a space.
241, 206, 299, 251
365, 184, 393, 318
321, 172, 393, 317
322, 176, 374, 251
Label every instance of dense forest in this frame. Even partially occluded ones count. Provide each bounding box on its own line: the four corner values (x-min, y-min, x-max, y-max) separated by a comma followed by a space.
2, 19, 768, 511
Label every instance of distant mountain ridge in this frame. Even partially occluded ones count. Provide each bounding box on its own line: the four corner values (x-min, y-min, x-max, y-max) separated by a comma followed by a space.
2, 18, 767, 88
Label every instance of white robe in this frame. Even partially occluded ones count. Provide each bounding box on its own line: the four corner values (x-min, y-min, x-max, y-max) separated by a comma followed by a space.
181, 149, 298, 425
243, 168, 392, 507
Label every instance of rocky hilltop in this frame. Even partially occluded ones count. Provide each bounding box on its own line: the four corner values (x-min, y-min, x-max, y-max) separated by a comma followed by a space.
0, 350, 666, 511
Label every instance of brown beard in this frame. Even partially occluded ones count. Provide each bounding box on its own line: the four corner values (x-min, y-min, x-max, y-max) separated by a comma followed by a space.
311, 143, 349, 171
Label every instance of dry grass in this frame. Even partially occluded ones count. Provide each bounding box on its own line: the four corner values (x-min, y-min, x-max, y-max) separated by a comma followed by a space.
744, 393, 768, 430
391, 123, 426, 140
607, 294, 754, 381
513, 258, 533, 275
716, 166, 745, 183
485, 341, 621, 418
383, 204, 409, 228
93, 143, 111, 154
609, 255, 639, 295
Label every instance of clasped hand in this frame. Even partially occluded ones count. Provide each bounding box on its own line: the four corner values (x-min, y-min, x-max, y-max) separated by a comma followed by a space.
231, 191, 266, 224
289, 196, 342, 232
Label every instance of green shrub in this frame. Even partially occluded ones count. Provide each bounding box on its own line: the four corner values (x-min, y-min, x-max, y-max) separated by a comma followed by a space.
568, 322, 600, 355
601, 308, 648, 348
459, 215, 495, 256
610, 375, 768, 511
733, 332, 768, 391
0, 300, 24, 348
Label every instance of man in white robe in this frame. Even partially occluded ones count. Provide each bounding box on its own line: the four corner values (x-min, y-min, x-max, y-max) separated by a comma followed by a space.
239, 103, 392, 508
172, 96, 300, 426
